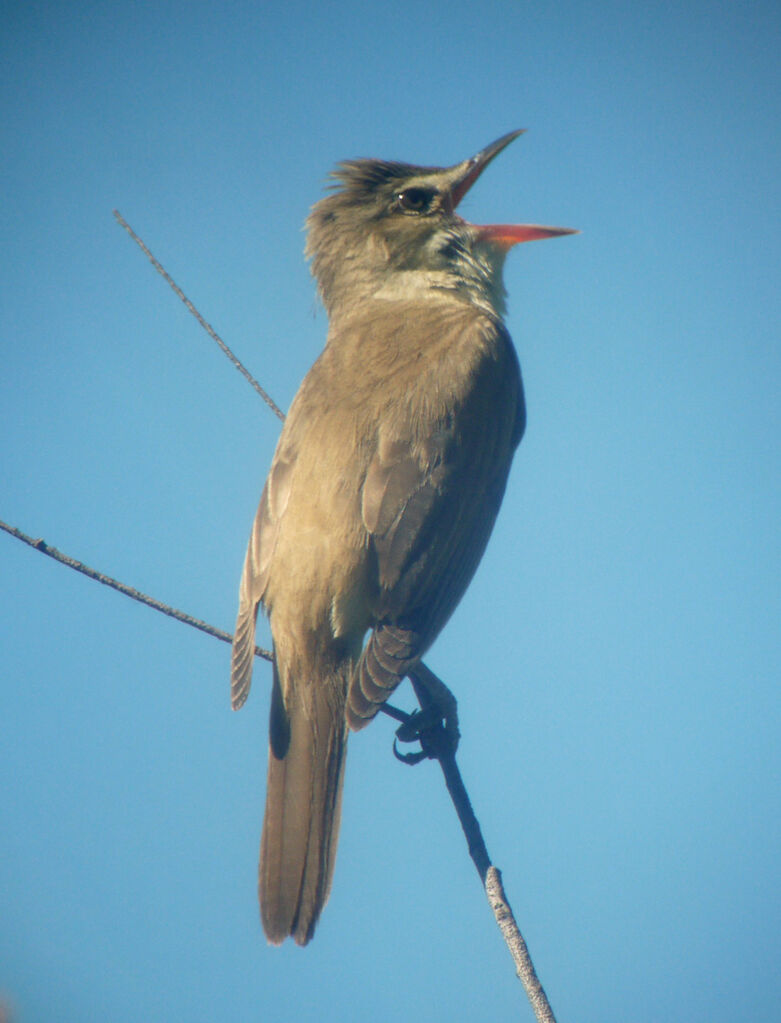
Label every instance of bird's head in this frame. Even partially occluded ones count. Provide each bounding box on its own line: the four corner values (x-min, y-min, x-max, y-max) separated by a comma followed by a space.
305, 130, 576, 318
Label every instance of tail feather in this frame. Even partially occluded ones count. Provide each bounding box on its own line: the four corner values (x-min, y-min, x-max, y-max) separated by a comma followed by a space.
259, 664, 347, 946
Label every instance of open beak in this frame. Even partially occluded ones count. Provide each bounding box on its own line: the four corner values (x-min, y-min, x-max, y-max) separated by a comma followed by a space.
446, 130, 578, 249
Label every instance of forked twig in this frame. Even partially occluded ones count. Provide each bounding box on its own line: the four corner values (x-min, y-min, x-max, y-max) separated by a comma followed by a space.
1, 213, 559, 1022
3, 515, 556, 1020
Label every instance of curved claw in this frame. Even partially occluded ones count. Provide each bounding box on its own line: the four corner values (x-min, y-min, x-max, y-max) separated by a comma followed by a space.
393, 708, 439, 765
393, 738, 429, 766
393, 706, 458, 765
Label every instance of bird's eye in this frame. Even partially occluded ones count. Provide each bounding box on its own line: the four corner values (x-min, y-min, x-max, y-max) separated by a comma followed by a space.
396, 187, 435, 214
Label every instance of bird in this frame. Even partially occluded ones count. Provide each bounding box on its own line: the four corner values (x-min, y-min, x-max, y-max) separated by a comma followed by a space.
230, 130, 575, 946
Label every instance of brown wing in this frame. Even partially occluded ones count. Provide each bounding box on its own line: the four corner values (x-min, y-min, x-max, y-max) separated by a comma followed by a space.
348, 323, 524, 726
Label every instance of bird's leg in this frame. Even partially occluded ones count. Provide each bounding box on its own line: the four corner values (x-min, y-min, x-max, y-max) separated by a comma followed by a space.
389, 662, 460, 765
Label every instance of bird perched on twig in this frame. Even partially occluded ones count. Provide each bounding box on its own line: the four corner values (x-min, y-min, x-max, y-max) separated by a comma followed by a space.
231, 130, 575, 945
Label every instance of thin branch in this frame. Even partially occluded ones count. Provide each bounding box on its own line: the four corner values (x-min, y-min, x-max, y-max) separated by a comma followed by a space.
0, 519, 272, 662
486, 867, 556, 1023
3, 514, 556, 1019
113, 210, 285, 423
23, 213, 558, 1020
403, 669, 557, 1022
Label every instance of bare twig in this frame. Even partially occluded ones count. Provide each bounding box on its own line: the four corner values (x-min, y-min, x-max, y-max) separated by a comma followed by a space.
6, 213, 558, 1020
3, 514, 556, 1019
486, 867, 556, 1023
0, 519, 272, 662
113, 210, 285, 422
402, 668, 557, 1022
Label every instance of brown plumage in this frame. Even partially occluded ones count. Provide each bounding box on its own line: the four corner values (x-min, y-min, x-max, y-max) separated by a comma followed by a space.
230, 131, 575, 945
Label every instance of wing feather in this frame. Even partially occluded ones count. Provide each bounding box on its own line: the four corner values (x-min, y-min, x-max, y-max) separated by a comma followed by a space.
230, 455, 294, 709
349, 319, 523, 726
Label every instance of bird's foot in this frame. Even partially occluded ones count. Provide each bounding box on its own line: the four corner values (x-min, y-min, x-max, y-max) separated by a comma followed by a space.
389, 663, 460, 766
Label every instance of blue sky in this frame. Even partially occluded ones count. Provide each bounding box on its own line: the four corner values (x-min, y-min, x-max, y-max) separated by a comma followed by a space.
1, 2, 779, 1021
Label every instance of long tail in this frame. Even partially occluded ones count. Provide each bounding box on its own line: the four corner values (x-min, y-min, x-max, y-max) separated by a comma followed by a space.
259, 657, 348, 946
